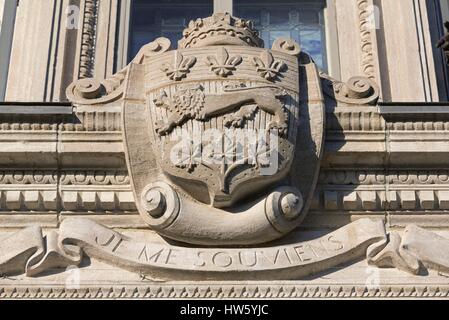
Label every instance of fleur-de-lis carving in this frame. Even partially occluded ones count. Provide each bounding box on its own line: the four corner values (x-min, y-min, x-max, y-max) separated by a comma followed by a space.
207, 47, 243, 77
161, 51, 197, 81
253, 50, 287, 81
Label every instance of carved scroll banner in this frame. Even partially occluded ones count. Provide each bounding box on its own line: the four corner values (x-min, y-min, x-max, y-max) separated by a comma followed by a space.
0, 218, 388, 280
368, 225, 449, 275
0, 226, 45, 276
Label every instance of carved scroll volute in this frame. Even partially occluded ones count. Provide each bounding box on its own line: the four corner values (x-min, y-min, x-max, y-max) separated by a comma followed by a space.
135, 37, 172, 64
338, 76, 378, 100
272, 38, 301, 57
321, 72, 380, 106
66, 38, 171, 105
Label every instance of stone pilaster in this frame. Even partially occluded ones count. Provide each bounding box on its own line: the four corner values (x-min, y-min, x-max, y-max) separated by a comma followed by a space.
375, 0, 443, 102
4, 0, 121, 102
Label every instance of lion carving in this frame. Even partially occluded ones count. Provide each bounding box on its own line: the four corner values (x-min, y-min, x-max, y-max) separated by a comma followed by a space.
153, 84, 288, 136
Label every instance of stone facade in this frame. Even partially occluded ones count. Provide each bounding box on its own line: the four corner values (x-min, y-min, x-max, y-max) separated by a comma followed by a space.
1, 1, 449, 300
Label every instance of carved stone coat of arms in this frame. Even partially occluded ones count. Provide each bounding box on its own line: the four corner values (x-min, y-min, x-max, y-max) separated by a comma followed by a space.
121, 13, 325, 246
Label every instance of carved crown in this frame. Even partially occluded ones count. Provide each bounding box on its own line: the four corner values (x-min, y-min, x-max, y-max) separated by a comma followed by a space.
178, 12, 264, 49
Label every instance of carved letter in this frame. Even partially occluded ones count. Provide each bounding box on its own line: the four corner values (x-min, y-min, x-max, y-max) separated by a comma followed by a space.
95, 233, 123, 253
212, 252, 233, 268
238, 251, 258, 267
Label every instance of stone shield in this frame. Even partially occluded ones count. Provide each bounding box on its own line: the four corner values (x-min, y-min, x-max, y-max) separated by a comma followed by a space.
146, 46, 301, 208
122, 40, 325, 245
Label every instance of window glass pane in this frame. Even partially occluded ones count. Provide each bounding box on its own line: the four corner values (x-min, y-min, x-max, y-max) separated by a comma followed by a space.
128, 0, 213, 62
235, 0, 328, 71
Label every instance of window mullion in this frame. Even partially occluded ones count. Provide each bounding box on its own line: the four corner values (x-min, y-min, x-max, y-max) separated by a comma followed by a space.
214, 0, 233, 15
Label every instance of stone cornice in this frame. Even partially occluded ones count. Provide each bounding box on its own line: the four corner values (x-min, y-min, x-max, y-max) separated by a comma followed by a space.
379, 102, 449, 114
0, 283, 448, 299
0, 102, 73, 115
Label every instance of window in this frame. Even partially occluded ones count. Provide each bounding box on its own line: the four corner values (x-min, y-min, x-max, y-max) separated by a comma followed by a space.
433, 0, 449, 100
123, 0, 335, 73
442, 0, 449, 22
235, 0, 327, 70
127, 0, 213, 62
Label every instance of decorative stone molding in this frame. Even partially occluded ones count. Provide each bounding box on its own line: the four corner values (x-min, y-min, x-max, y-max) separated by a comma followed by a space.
4, 106, 449, 136
0, 115, 62, 131
357, 0, 376, 80
0, 112, 121, 132
0, 171, 58, 185
60, 190, 135, 212
0, 284, 449, 299
327, 109, 385, 131
60, 171, 129, 185
312, 170, 449, 212
0, 189, 137, 213
1, 217, 449, 291
0, 190, 58, 212
178, 12, 264, 49
6, 169, 449, 214
62, 111, 122, 132
0, 170, 135, 214
78, 0, 99, 79
312, 189, 449, 212
319, 170, 449, 185
387, 120, 449, 131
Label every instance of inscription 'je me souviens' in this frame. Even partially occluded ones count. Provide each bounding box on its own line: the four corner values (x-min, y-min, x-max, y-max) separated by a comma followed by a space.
133, 235, 345, 269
